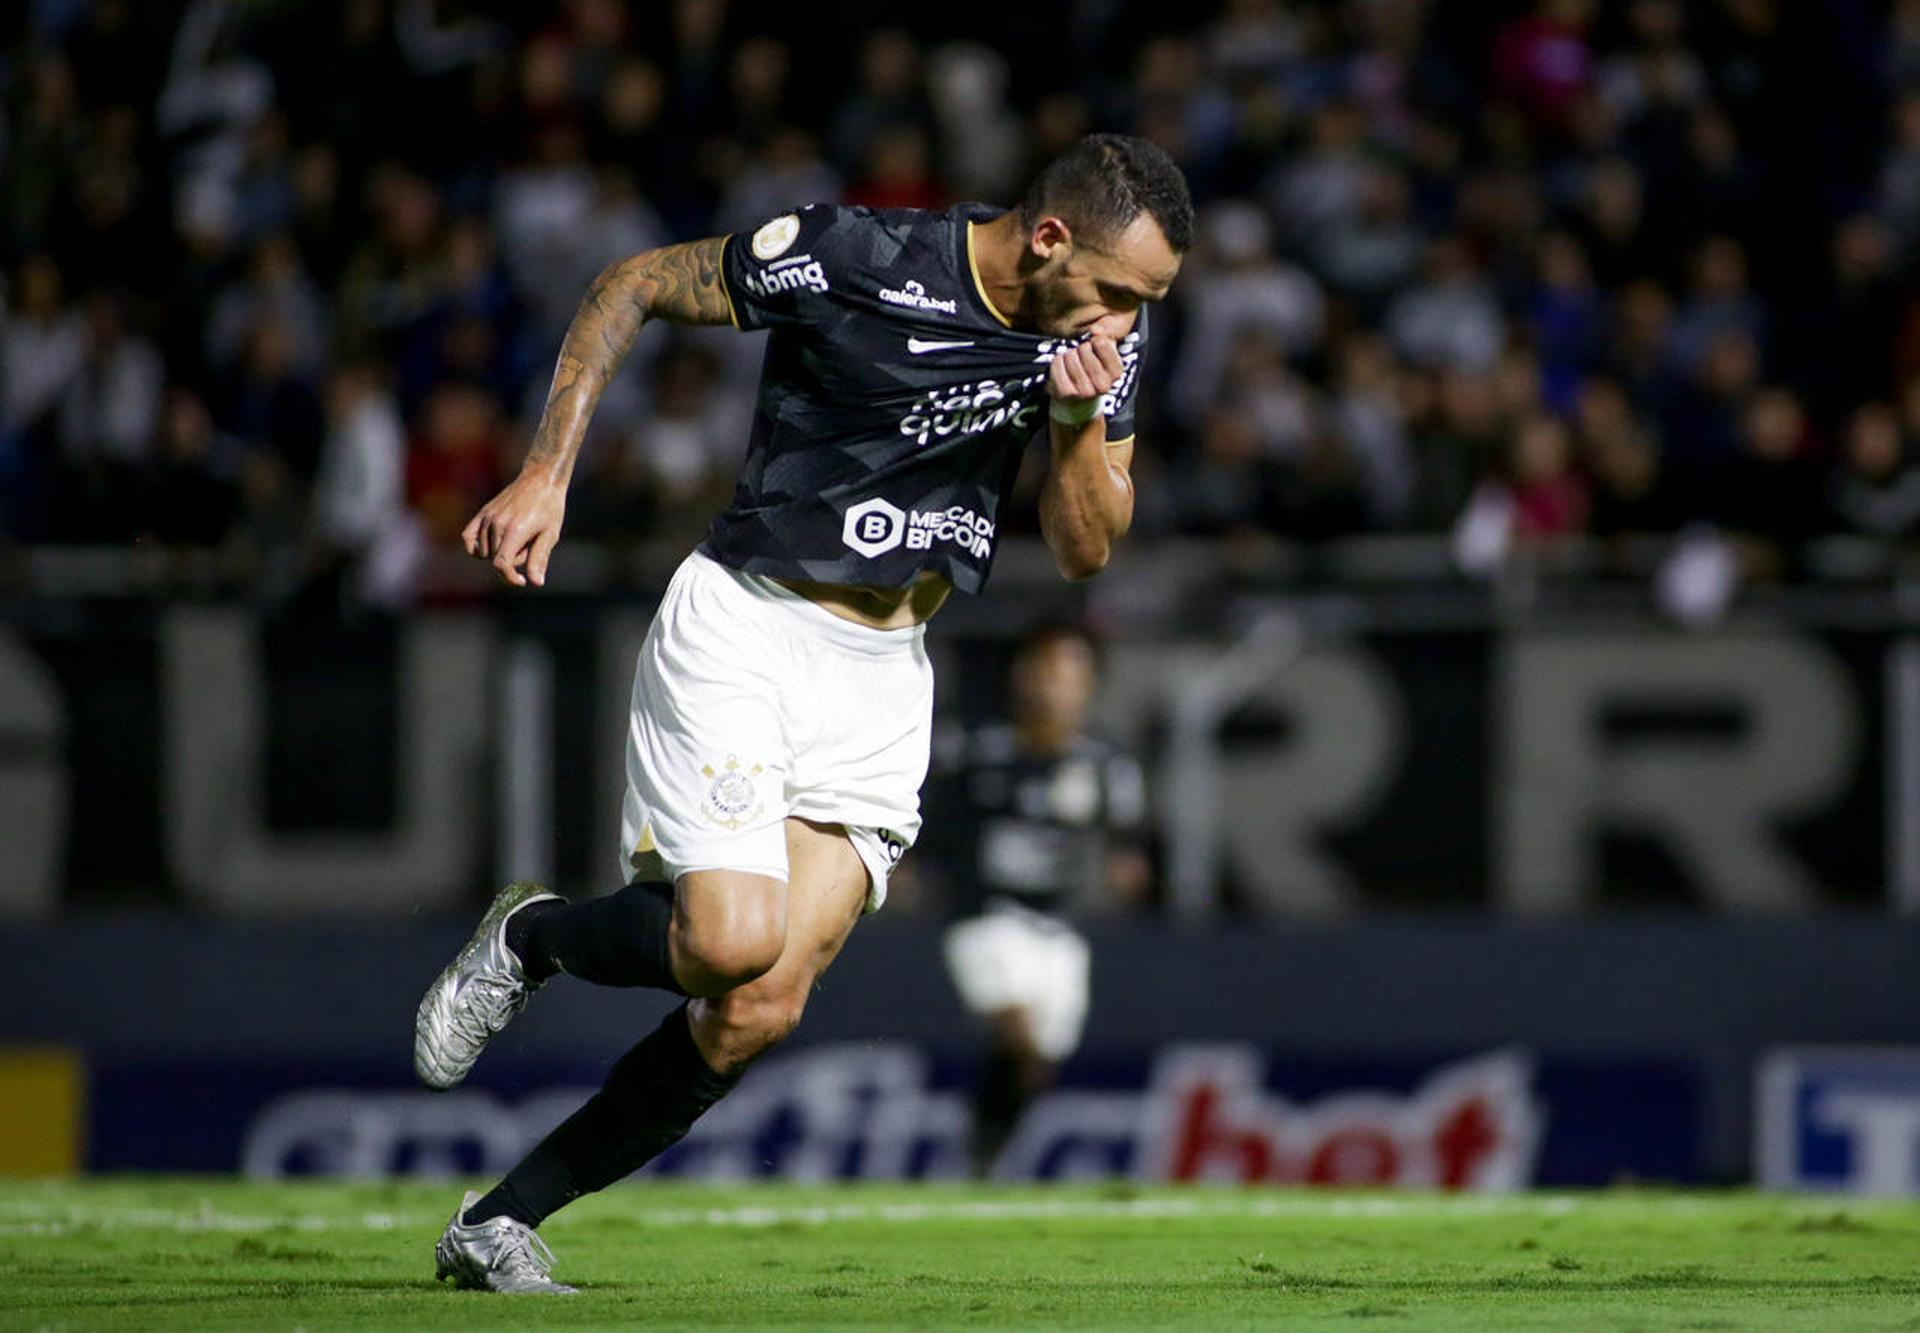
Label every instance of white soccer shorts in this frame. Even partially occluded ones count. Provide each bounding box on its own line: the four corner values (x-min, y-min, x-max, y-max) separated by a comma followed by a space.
619, 550, 932, 911
943, 906, 1092, 1062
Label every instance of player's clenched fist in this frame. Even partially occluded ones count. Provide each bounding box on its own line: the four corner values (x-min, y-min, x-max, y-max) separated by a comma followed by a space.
462, 469, 568, 588
1047, 334, 1124, 412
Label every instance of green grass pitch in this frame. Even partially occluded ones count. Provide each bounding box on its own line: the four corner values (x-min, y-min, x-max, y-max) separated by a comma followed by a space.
5, 1179, 1920, 1330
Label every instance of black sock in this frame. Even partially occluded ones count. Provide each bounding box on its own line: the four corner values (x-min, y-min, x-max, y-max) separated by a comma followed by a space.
970, 1049, 1034, 1175
465, 1003, 737, 1229
507, 880, 684, 992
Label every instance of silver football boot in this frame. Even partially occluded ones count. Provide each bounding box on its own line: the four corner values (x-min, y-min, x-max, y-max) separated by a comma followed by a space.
434, 1191, 578, 1294
414, 881, 561, 1090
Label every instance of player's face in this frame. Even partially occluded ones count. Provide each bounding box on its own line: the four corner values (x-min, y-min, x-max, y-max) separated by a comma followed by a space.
1014, 636, 1098, 732
1027, 214, 1181, 340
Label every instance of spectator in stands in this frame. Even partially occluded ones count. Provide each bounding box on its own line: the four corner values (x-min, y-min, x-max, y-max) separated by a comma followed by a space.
55, 290, 163, 540
1158, 403, 1287, 542
207, 233, 329, 384
1661, 327, 1761, 495
1408, 368, 1502, 531
1508, 411, 1589, 543
2, 254, 85, 448
1794, 215, 1906, 422
1168, 202, 1324, 429
1266, 99, 1373, 252
1668, 235, 1766, 376
406, 383, 507, 550
1491, 0, 1596, 133
1579, 376, 1678, 542
1527, 230, 1605, 412
1313, 163, 1425, 316
311, 361, 418, 611
216, 316, 325, 483
147, 388, 241, 548
1328, 333, 1416, 528
1832, 402, 1920, 542
0, 0, 1911, 577
1574, 157, 1660, 290
335, 167, 445, 362
828, 30, 934, 181
1721, 386, 1825, 578
1387, 236, 1506, 375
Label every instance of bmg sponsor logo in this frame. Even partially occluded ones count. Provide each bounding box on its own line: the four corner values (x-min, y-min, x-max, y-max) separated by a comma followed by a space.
742, 254, 829, 299
1758, 1047, 1920, 1195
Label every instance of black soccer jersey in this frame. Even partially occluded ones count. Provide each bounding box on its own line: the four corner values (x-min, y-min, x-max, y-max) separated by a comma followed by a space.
931, 724, 1146, 917
699, 202, 1146, 594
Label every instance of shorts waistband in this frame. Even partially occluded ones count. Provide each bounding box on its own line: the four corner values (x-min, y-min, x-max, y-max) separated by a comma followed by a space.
691, 550, 928, 658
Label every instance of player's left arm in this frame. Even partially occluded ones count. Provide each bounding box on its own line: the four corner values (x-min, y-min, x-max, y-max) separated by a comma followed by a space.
1038, 334, 1136, 580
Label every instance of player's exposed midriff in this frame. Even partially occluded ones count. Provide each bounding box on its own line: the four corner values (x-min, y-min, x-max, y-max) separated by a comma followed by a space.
772, 571, 953, 629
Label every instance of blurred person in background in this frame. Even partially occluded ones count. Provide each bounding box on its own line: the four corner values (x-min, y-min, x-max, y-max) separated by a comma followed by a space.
1578, 375, 1678, 547
405, 381, 506, 552
1526, 230, 1604, 413
1667, 234, 1765, 377
3, 253, 85, 447
1831, 400, 1920, 543
1492, 0, 1596, 135
1151, 400, 1287, 543
933, 622, 1146, 1177
54, 288, 162, 540
1386, 236, 1505, 376
310, 360, 416, 611
1167, 201, 1324, 430
1453, 409, 1588, 574
1719, 384, 1825, 580
146, 387, 241, 549
1310, 161, 1425, 318
206, 232, 329, 384
1327, 332, 1416, 528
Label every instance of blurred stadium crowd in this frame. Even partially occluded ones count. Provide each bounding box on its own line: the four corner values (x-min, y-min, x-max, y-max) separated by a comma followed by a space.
0, 0, 1910, 600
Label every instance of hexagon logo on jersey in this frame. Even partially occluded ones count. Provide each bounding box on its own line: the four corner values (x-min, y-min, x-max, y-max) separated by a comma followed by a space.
751, 214, 800, 260
842, 497, 905, 557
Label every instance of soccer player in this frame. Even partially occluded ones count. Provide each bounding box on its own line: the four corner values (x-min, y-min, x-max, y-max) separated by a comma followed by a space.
934, 622, 1148, 1176
416, 134, 1191, 1293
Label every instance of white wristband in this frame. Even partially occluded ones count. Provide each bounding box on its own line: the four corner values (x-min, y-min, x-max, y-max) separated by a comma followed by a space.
1049, 396, 1102, 426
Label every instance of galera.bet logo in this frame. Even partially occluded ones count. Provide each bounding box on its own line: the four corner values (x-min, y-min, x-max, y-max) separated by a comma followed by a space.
842, 497, 905, 556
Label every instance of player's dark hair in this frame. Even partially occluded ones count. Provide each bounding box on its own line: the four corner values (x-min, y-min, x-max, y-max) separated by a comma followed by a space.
1020, 134, 1195, 254
1016, 618, 1105, 671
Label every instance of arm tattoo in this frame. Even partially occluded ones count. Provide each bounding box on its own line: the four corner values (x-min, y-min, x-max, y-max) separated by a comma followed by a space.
524, 237, 733, 472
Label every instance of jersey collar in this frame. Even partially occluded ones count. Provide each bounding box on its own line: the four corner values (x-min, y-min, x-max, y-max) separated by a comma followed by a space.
963, 218, 1016, 330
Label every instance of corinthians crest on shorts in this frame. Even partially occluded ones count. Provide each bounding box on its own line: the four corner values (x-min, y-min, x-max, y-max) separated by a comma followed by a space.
700, 755, 765, 829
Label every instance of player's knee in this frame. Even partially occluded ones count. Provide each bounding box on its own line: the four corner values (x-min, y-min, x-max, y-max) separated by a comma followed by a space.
676, 924, 784, 995
673, 877, 788, 995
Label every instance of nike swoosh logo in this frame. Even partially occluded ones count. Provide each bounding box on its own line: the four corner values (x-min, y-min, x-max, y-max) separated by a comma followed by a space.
907, 338, 974, 354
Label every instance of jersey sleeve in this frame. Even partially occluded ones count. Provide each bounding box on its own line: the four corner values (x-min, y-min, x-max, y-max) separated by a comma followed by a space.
1099, 305, 1148, 445
720, 203, 860, 331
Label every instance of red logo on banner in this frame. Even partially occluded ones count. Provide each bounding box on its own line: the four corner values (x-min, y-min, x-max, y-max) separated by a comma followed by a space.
1137, 1049, 1541, 1189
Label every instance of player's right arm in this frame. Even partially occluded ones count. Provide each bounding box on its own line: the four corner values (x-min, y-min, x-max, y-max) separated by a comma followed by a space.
463, 237, 734, 588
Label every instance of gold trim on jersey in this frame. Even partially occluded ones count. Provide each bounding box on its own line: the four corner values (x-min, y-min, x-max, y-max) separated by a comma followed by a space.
1105, 434, 1135, 449
966, 222, 1013, 328
716, 235, 743, 330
